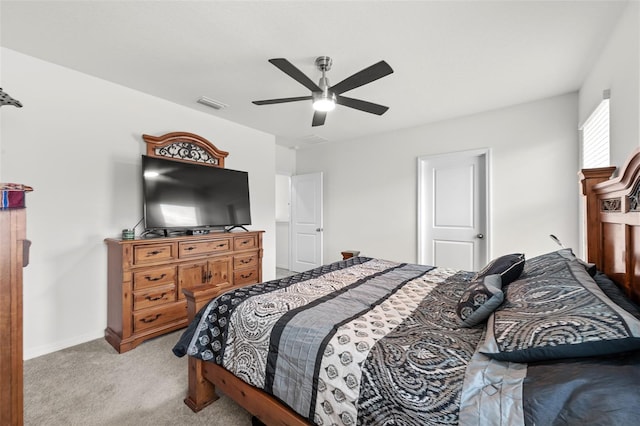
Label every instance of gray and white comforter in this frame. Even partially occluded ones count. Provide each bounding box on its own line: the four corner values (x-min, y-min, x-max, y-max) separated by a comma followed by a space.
174, 257, 483, 424
173, 257, 640, 425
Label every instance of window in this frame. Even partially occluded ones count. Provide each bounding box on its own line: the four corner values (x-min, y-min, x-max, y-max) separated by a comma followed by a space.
580, 92, 610, 168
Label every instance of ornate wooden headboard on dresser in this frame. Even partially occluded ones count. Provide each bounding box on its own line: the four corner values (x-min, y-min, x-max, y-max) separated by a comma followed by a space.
581, 147, 640, 304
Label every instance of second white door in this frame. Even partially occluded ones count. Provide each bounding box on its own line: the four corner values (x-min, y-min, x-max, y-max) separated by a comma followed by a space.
290, 172, 323, 272
418, 150, 489, 271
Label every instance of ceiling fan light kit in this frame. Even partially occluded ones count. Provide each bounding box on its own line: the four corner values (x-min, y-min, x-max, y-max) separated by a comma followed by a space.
252, 56, 393, 126
312, 93, 336, 112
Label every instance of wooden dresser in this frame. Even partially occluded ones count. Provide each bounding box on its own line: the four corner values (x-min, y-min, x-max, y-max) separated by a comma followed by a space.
104, 230, 263, 353
0, 184, 31, 425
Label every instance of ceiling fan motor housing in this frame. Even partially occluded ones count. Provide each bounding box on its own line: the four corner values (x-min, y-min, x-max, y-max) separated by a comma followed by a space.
315, 56, 333, 98
315, 56, 332, 72
318, 76, 331, 91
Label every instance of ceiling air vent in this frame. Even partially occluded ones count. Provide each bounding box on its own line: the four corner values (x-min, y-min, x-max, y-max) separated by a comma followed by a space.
300, 134, 328, 145
197, 96, 228, 110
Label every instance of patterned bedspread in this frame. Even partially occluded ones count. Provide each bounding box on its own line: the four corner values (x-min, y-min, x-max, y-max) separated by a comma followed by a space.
174, 256, 640, 425
175, 257, 485, 425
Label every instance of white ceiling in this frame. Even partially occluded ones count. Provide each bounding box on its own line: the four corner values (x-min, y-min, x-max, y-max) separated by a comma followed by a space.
0, 1, 627, 148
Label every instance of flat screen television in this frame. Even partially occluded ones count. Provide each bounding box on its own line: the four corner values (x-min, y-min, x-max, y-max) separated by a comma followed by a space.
142, 155, 251, 231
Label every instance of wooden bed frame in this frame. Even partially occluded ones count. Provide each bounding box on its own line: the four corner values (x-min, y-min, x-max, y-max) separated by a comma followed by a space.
182, 147, 640, 425
580, 147, 640, 305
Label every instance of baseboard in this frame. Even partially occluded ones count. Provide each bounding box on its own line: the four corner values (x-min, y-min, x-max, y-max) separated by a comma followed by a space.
24, 330, 104, 360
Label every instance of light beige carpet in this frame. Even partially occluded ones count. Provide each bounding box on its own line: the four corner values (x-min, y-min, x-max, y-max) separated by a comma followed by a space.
24, 330, 252, 426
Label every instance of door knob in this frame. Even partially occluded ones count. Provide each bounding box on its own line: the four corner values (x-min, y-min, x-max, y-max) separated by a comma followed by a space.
476, 233, 485, 239
316, 228, 323, 232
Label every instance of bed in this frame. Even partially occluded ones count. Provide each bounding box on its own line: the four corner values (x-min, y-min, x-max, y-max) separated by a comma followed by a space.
173, 148, 640, 425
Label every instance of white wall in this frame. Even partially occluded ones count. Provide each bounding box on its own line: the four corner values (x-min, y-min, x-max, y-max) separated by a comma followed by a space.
0, 48, 276, 359
296, 93, 579, 265
275, 144, 296, 269
275, 144, 296, 175
275, 173, 291, 269
579, 1, 639, 169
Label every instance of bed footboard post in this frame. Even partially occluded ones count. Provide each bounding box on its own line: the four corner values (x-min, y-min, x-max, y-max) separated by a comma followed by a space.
183, 286, 224, 412
184, 357, 218, 412
183, 285, 222, 321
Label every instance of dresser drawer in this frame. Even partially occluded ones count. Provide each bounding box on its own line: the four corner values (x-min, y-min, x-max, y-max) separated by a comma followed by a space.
234, 235, 257, 251
234, 268, 259, 285
179, 238, 231, 258
234, 251, 259, 270
132, 302, 186, 333
133, 243, 176, 265
133, 266, 176, 290
133, 284, 176, 311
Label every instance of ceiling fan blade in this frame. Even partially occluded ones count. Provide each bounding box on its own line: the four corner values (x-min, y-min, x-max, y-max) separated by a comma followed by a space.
252, 96, 312, 105
269, 58, 322, 92
330, 60, 394, 95
336, 95, 389, 115
312, 111, 327, 127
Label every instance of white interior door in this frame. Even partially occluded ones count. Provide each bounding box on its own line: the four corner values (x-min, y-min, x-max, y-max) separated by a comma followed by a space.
418, 150, 489, 271
290, 172, 323, 272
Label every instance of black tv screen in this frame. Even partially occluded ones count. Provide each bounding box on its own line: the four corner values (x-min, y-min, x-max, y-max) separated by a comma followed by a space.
142, 155, 251, 230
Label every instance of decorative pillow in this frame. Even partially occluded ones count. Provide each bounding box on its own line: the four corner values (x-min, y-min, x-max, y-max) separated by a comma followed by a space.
474, 253, 525, 285
578, 259, 597, 277
593, 271, 640, 320
456, 274, 504, 327
479, 259, 640, 362
521, 248, 595, 277
520, 248, 588, 278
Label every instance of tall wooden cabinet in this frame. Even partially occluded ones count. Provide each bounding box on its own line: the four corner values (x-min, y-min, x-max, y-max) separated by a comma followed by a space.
0, 185, 31, 425
105, 231, 263, 353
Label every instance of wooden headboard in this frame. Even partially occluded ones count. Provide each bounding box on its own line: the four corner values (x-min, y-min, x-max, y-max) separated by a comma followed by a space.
142, 132, 229, 168
581, 147, 640, 304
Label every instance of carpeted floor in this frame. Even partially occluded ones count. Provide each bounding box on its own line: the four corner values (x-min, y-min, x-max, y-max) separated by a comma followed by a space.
24, 329, 252, 426
24, 269, 297, 425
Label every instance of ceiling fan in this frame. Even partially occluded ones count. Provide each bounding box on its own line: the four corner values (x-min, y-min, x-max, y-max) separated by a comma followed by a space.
252, 56, 393, 127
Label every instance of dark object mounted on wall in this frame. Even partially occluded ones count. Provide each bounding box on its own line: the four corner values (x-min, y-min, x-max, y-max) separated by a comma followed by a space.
0, 88, 23, 108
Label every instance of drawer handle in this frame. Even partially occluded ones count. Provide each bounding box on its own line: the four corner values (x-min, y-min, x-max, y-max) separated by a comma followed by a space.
240, 240, 250, 245
140, 314, 161, 324
240, 258, 253, 264
144, 273, 166, 282
184, 246, 196, 251
241, 272, 253, 279
216, 243, 227, 248
147, 250, 162, 256
145, 293, 167, 302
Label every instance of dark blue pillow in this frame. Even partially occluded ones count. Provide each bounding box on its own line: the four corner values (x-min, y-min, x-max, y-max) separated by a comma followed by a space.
593, 271, 640, 320
474, 253, 525, 285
